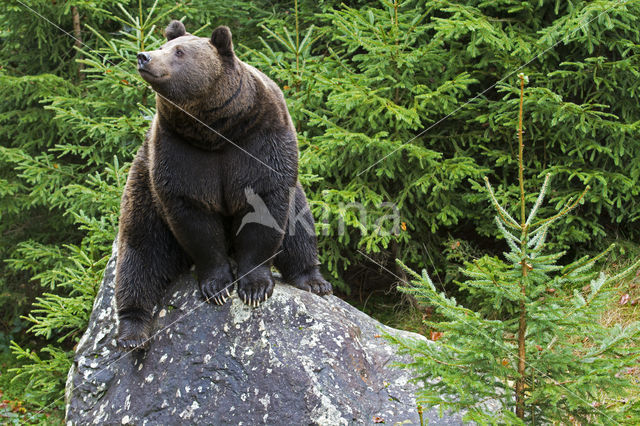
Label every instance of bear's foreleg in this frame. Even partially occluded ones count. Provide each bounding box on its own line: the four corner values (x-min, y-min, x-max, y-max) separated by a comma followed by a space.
161, 198, 234, 305
233, 190, 289, 307
275, 183, 332, 296
116, 154, 189, 349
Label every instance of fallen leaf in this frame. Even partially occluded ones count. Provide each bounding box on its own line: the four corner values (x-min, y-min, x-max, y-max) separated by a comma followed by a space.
620, 293, 630, 305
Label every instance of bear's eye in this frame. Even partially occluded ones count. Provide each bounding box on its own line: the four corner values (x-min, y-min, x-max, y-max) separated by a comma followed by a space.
175, 48, 184, 57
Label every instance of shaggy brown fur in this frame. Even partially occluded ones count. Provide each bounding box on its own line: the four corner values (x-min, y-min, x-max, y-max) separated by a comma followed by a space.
115, 21, 331, 349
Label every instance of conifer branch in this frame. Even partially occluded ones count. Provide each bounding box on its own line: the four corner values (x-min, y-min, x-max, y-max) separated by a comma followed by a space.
495, 216, 521, 253
530, 186, 590, 230
560, 244, 615, 279
525, 173, 550, 226
604, 255, 640, 287
484, 177, 520, 229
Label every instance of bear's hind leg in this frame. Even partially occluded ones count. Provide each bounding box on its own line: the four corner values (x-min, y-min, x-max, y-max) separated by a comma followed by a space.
115, 153, 189, 350
274, 183, 332, 296
116, 233, 187, 349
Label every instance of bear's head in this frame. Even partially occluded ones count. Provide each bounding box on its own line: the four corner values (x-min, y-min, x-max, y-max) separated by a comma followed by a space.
137, 21, 235, 104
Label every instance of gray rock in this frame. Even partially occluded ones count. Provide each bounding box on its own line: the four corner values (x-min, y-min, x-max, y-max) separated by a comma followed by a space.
65, 242, 462, 425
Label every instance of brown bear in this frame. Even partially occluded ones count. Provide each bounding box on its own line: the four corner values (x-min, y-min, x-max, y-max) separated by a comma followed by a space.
115, 20, 332, 349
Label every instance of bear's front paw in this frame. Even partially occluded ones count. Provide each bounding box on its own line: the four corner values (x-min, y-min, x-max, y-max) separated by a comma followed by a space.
237, 266, 274, 307
291, 269, 333, 296
199, 264, 234, 305
117, 318, 151, 351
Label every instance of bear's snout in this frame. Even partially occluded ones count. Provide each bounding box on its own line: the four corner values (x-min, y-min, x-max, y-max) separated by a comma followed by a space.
137, 52, 151, 68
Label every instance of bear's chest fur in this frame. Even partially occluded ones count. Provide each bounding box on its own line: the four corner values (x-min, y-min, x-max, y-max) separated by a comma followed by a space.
146, 116, 298, 218
147, 123, 238, 216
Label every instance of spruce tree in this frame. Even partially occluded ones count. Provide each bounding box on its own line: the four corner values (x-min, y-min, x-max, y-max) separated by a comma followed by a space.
250, 0, 640, 289
389, 75, 640, 423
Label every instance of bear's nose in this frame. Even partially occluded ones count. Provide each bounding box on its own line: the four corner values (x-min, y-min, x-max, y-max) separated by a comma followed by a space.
137, 52, 151, 67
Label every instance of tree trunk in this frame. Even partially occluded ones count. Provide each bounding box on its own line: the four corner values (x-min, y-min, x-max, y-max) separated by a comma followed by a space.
71, 6, 84, 82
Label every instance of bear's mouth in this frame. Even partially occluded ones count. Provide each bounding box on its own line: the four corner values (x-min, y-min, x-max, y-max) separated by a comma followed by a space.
138, 68, 167, 81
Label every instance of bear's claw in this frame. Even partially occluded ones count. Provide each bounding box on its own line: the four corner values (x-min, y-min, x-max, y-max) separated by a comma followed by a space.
212, 293, 227, 305
237, 266, 274, 308
199, 266, 234, 305
212, 288, 231, 305
118, 336, 149, 350
117, 317, 151, 351
291, 269, 333, 296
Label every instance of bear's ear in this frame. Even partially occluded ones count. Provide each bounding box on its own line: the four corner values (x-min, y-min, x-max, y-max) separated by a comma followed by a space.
165, 20, 186, 41
211, 26, 234, 56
